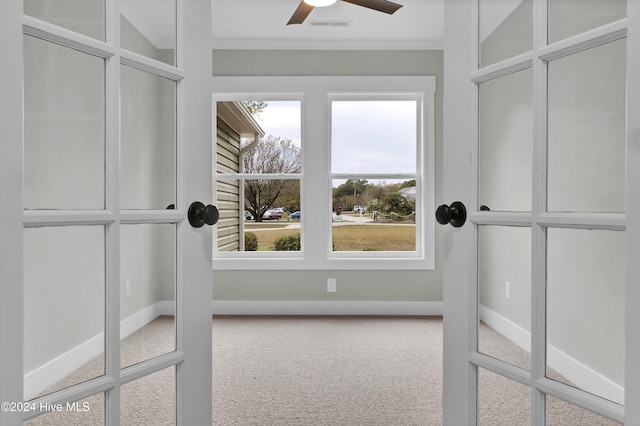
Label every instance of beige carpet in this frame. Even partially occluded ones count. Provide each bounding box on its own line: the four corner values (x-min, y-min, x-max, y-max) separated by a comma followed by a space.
25, 316, 620, 425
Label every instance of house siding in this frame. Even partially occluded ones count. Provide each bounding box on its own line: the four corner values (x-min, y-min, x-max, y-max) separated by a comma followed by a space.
216, 117, 241, 251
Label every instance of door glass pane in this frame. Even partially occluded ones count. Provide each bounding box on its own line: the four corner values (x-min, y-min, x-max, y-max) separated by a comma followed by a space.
24, 0, 105, 41
478, 368, 530, 425
121, 224, 176, 368
479, 0, 532, 67
120, 65, 176, 210
546, 228, 625, 404
24, 393, 104, 425
548, 0, 626, 44
547, 39, 626, 213
24, 227, 105, 400
479, 68, 532, 212
24, 36, 105, 210
120, 0, 176, 66
546, 394, 622, 425
478, 226, 531, 370
121, 367, 176, 424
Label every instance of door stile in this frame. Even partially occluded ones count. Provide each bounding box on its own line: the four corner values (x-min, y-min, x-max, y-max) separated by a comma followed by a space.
442, 0, 476, 423
530, 0, 548, 424
105, 0, 121, 422
625, 1, 640, 423
0, 1, 24, 424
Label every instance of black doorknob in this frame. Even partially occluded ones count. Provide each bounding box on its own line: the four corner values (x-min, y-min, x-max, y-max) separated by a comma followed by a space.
435, 201, 467, 228
188, 202, 219, 228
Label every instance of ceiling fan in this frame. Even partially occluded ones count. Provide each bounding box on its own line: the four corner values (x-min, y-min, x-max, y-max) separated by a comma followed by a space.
287, 0, 403, 25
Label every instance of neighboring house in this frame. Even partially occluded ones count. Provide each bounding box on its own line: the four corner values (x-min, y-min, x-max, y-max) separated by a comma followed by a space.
399, 186, 416, 200
216, 102, 264, 251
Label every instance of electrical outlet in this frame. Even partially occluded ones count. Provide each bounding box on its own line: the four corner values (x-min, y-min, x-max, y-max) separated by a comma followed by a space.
125, 279, 131, 298
505, 281, 511, 300
327, 278, 337, 293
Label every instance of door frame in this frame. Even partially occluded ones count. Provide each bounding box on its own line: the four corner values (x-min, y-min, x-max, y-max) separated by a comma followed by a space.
0, 0, 213, 424
442, 0, 640, 424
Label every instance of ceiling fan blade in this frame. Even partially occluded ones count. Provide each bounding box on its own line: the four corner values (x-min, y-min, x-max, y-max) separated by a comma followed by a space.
341, 0, 403, 15
287, 1, 315, 25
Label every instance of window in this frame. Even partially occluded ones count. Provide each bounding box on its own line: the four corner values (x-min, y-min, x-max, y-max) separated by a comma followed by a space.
330, 98, 421, 256
215, 99, 302, 254
212, 76, 435, 269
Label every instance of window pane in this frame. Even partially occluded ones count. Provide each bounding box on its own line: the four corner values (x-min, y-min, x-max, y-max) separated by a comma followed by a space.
120, 0, 176, 66
548, 0, 626, 44
25, 393, 104, 425
24, 0, 105, 41
546, 394, 622, 425
547, 228, 625, 404
479, 68, 532, 212
547, 39, 626, 213
217, 179, 301, 252
331, 100, 417, 174
120, 65, 176, 210
478, 368, 530, 425
332, 179, 416, 252
121, 367, 175, 424
479, 0, 532, 67
478, 226, 531, 371
24, 227, 105, 400
121, 224, 176, 368
24, 36, 105, 210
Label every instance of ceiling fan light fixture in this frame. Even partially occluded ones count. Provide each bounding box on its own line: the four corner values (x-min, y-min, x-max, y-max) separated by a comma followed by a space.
304, 0, 337, 7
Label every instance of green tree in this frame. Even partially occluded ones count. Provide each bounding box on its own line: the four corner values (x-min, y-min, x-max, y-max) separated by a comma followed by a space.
243, 135, 301, 221
243, 101, 268, 118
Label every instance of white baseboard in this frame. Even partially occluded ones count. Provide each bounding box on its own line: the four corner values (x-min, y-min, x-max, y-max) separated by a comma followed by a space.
24, 300, 174, 401
212, 300, 442, 316
479, 305, 624, 405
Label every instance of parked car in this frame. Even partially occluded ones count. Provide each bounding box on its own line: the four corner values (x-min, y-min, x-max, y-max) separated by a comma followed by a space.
262, 209, 282, 220
290, 211, 301, 219
244, 211, 254, 220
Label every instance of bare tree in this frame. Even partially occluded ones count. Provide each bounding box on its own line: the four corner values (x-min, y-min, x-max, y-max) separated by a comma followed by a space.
243, 135, 301, 221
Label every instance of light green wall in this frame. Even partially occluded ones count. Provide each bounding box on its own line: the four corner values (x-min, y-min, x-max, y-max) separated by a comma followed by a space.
212, 50, 444, 304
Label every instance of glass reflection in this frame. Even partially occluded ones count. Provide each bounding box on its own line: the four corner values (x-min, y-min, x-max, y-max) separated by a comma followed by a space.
479, 0, 532, 67
121, 224, 176, 368
120, 0, 176, 66
548, 0, 626, 44
546, 228, 625, 404
120, 65, 176, 210
547, 39, 626, 213
479, 68, 532, 212
23, 36, 105, 210
24, 0, 105, 41
478, 226, 531, 370
24, 227, 105, 400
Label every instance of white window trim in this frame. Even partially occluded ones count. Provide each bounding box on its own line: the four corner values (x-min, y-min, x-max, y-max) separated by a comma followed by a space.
211, 76, 435, 270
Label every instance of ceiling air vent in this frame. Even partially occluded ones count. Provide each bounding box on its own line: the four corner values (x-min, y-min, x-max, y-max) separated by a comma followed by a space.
309, 20, 351, 27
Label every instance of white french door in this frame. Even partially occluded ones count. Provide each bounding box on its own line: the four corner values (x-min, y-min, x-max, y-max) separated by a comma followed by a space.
0, 0, 213, 424
443, 0, 640, 424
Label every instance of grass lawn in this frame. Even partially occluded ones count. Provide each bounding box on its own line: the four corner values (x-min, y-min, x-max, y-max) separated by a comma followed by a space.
333, 225, 415, 251
245, 223, 290, 230
246, 224, 415, 252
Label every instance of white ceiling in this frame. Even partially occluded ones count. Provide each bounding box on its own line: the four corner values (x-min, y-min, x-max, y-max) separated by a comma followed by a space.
121, 0, 517, 52
211, 0, 445, 50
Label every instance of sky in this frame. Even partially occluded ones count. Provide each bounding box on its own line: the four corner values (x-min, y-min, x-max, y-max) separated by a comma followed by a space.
253, 99, 417, 176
